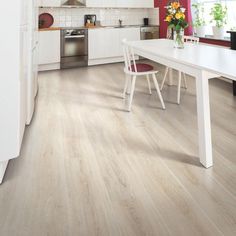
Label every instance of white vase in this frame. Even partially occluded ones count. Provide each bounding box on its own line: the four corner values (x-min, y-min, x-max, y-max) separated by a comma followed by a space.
212, 26, 225, 39
195, 26, 206, 37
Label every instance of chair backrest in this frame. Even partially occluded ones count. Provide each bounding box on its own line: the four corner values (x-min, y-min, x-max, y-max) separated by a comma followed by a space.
184, 36, 199, 44
122, 39, 137, 73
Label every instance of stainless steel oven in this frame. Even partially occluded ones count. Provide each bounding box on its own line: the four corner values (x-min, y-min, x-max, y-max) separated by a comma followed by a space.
140, 26, 159, 40
61, 28, 88, 69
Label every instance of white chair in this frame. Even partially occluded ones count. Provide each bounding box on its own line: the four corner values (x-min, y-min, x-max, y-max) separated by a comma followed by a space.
122, 39, 165, 112
160, 36, 199, 104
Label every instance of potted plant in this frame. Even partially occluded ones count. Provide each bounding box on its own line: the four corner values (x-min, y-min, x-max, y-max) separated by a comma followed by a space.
210, 3, 227, 39
165, 1, 188, 48
192, 2, 206, 37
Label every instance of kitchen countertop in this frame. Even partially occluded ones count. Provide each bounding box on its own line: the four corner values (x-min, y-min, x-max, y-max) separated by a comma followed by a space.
39, 27, 61, 31
39, 25, 159, 31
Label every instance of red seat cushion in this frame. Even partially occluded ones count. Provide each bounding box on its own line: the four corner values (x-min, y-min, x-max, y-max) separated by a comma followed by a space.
129, 63, 154, 72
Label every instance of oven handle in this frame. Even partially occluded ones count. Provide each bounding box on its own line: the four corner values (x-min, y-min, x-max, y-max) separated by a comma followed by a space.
65, 35, 85, 39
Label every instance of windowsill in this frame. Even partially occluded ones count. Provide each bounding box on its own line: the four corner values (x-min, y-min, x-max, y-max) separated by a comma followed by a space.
196, 35, 230, 42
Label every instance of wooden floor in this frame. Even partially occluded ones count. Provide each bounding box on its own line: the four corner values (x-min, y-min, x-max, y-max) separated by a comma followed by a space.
0, 62, 236, 236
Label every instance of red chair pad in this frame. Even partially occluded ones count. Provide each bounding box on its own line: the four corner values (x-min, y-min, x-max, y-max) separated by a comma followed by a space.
129, 63, 154, 72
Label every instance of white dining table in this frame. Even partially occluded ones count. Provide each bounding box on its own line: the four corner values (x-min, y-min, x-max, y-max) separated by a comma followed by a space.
126, 39, 236, 168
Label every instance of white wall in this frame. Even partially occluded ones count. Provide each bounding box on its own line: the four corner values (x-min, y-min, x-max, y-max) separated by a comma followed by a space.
39, 8, 159, 27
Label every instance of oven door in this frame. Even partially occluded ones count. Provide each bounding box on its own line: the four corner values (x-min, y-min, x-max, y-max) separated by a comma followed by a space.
63, 35, 86, 57
61, 31, 88, 69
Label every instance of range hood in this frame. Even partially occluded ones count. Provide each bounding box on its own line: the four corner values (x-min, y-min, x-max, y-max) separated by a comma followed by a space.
62, 0, 86, 7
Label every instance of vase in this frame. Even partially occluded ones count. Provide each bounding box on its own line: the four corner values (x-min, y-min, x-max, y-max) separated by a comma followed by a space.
195, 26, 206, 38
174, 29, 184, 49
212, 26, 225, 39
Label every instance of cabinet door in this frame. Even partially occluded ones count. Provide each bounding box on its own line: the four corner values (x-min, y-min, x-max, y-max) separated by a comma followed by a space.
86, 0, 101, 7
104, 28, 120, 58
119, 28, 140, 56
88, 29, 106, 59
38, 31, 60, 65
89, 28, 120, 59
143, 0, 154, 8
40, 0, 61, 7
119, 0, 131, 8
123, 0, 153, 8
103, 0, 117, 7
87, 0, 117, 7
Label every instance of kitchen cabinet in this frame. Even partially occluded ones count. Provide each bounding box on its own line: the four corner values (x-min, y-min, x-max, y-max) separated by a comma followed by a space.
89, 28, 120, 60
88, 27, 140, 64
87, 0, 153, 8
86, 0, 115, 8
119, 28, 140, 55
38, 30, 60, 71
39, 0, 61, 7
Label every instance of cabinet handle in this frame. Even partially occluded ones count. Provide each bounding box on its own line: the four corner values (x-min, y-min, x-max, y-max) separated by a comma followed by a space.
65, 35, 85, 39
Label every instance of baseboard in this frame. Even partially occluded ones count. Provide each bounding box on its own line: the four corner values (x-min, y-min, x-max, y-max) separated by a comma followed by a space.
88, 56, 139, 66
0, 161, 9, 184
39, 63, 60, 72
88, 57, 124, 66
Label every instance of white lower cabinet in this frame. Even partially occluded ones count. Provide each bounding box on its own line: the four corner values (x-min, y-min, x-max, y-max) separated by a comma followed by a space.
119, 28, 141, 54
88, 27, 140, 65
38, 30, 60, 71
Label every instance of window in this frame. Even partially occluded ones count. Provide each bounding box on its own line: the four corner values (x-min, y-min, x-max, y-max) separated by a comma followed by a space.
191, 0, 236, 37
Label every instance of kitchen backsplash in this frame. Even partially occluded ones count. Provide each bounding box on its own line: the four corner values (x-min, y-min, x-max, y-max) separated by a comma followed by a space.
39, 8, 159, 27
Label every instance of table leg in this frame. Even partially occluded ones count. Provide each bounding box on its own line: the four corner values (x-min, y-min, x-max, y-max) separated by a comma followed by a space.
168, 68, 173, 86
196, 74, 213, 168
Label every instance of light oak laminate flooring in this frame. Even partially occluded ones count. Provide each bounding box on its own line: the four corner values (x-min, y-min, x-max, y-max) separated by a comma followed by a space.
0, 62, 236, 236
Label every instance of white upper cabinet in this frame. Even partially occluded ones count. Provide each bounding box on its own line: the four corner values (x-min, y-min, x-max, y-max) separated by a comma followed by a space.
87, 0, 154, 8
38, 0, 154, 8
39, 0, 61, 7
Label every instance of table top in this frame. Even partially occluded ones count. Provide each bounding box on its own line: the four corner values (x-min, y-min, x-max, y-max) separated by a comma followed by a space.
128, 39, 236, 81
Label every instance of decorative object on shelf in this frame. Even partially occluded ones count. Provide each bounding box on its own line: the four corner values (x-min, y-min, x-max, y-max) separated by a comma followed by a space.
84, 14, 97, 27
210, 3, 227, 39
165, 1, 188, 49
39, 13, 54, 29
192, 2, 206, 37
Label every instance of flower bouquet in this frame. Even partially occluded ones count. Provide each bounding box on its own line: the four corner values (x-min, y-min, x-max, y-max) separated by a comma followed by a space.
165, 1, 188, 48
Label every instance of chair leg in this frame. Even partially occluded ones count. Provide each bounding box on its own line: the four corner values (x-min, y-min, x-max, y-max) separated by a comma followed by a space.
152, 73, 166, 110
128, 76, 136, 112
177, 71, 182, 105
146, 74, 152, 95
122, 74, 129, 99
160, 67, 169, 91
183, 73, 187, 89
